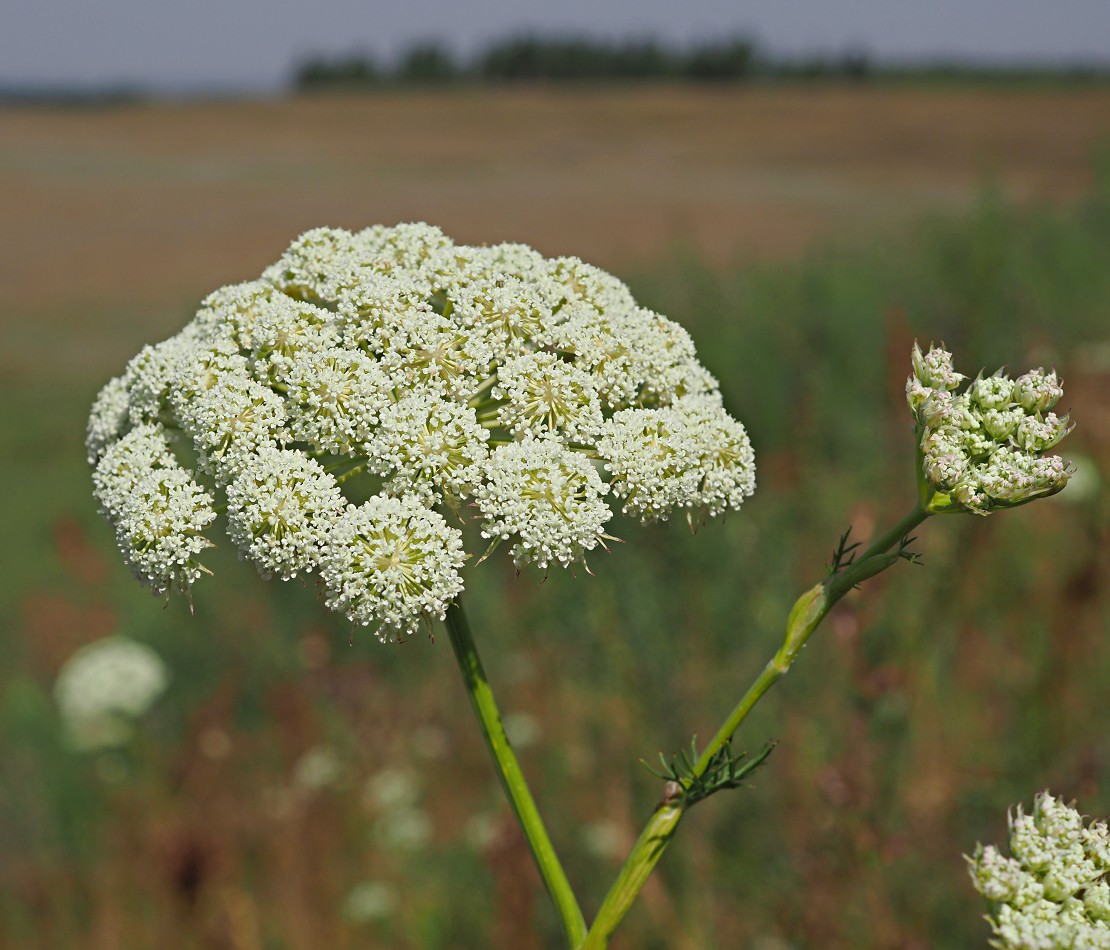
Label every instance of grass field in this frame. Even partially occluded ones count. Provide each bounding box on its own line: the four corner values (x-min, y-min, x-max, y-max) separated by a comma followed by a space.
1, 86, 1109, 949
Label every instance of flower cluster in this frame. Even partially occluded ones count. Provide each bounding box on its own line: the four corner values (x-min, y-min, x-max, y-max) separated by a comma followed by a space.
907, 344, 1071, 515
89, 224, 755, 638
54, 637, 170, 750
968, 791, 1110, 949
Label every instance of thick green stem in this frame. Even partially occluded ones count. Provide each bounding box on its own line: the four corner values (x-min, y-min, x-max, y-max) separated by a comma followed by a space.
857, 502, 930, 563
694, 501, 928, 776
444, 598, 587, 949
581, 503, 930, 948
580, 805, 683, 950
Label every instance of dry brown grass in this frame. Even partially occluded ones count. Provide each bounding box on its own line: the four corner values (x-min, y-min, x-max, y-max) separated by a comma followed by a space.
3, 85, 1108, 325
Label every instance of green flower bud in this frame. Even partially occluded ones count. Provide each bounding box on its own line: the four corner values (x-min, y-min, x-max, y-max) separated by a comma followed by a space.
906, 376, 932, 413
1014, 368, 1064, 414
911, 341, 965, 391
981, 407, 1025, 441
952, 480, 990, 515
909, 343, 1073, 516
918, 391, 977, 431
1085, 881, 1110, 923
970, 373, 1015, 411
1014, 412, 1073, 453
924, 450, 967, 493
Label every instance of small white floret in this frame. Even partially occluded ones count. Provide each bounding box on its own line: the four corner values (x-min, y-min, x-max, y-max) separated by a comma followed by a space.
477, 438, 611, 570
226, 447, 346, 581
321, 495, 466, 640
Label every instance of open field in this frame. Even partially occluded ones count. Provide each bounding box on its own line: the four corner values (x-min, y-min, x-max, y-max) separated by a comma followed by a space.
2, 86, 1109, 949
4, 85, 1110, 332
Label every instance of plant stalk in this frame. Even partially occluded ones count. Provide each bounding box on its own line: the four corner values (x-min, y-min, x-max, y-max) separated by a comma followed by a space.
581, 503, 929, 947
444, 598, 588, 949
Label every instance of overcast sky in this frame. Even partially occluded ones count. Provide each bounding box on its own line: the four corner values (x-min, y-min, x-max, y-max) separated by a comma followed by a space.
6, 0, 1110, 92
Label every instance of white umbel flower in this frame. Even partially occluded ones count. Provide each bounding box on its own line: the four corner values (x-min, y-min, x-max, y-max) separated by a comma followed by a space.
262, 226, 374, 304
92, 423, 177, 519
249, 295, 334, 380
86, 375, 131, 464
484, 241, 548, 280
477, 438, 611, 570
335, 276, 434, 354
493, 351, 605, 442
192, 279, 284, 350
125, 329, 211, 426
969, 792, 1110, 950
367, 389, 490, 499
547, 256, 636, 315
94, 427, 217, 595
170, 336, 251, 407
599, 395, 756, 521
321, 495, 466, 639
177, 375, 288, 485
283, 346, 390, 454
361, 221, 453, 272
619, 308, 719, 406
597, 406, 703, 520
115, 467, 216, 594
378, 308, 497, 398
226, 448, 345, 581
90, 222, 755, 627
449, 274, 554, 356
537, 302, 640, 409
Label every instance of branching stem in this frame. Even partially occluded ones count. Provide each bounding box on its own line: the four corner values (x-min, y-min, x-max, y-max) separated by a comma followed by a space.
580, 502, 929, 948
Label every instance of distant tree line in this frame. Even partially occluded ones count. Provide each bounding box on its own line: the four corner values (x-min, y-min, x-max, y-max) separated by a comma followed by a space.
295, 36, 862, 88
294, 35, 1109, 90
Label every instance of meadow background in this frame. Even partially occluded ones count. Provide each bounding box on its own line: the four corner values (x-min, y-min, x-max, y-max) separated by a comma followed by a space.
1, 82, 1109, 949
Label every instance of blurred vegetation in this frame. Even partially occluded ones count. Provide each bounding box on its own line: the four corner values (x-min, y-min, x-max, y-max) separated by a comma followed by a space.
4, 36, 1107, 105
293, 35, 1110, 91
2, 170, 1110, 949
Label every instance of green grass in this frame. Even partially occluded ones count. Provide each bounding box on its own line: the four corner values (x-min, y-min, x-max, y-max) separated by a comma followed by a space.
2, 174, 1109, 948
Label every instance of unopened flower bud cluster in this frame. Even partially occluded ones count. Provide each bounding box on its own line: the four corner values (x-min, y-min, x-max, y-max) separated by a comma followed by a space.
968, 791, 1110, 949
89, 224, 755, 638
907, 344, 1071, 515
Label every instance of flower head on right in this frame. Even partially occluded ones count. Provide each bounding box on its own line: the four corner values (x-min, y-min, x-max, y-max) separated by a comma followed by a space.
907, 343, 1072, 515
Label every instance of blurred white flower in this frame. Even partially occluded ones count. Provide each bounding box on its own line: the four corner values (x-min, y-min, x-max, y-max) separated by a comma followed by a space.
342, 880, 399, 923
363, 767, 421, 811
376, 807, 432, 851
502, 711, 542, 749
464, 811, 500, 851
293, 745, 344, 791
54, 637, 169, 751
581, 819, 626, 860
